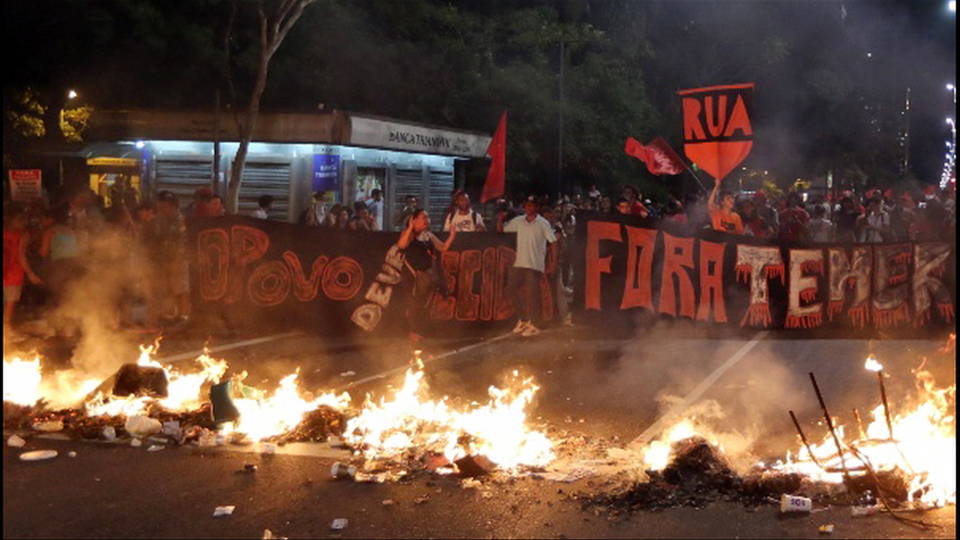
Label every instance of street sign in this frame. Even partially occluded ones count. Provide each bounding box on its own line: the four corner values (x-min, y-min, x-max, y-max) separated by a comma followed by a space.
8, 169, 42, 202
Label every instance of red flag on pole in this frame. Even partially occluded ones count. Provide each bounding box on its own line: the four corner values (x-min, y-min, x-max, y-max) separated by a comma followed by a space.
480, 111, 507, 203
624, 136, 685, 175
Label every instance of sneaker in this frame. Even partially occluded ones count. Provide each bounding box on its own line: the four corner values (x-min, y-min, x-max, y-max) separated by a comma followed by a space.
521, 324, 541, 337
512, 320, 530, 334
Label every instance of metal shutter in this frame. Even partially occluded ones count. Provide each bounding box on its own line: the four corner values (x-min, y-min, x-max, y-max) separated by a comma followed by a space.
394, 167, 425, 227
426, 168, 454, 229
154, 158, 213, 208
238, 162, 291, 221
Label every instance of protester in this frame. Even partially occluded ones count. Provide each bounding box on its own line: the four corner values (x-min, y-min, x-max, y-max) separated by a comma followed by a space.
753, 191, 779, 237
333, 205, 352, 229
145, 191, 190, 325
621, 185, 650, 217
187, 187, 214, 218
587, 184, 601, 201
806, 205, 834, 243
833, 196, 861, 243
504, 199, 557, 338
707, 179, 744, 234
738, 198, 773, 239
394, 195, 419, 230
38, 204, 82, 310
778, 192, 810, 243
598, 196, 613, 214
857, 196, 891, 243
889, 192, 918, 241
205, 194, 226, 217
396, 209, 457, 345
4, 206, 43, 332
349, 202, 376, 231
443, 190, 485, 232
366, 189, 385, 231
251, 195, 274, 219
615, 198, 632, 216
302, 192, 328, 226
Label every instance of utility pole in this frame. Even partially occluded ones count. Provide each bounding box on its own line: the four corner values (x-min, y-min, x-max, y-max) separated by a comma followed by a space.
557, 39, 565, 200
213, 89, 221, 194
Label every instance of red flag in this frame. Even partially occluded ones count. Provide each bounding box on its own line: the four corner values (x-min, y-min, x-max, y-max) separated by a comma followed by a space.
624, 136, 685, 175
480, 111, 507, 203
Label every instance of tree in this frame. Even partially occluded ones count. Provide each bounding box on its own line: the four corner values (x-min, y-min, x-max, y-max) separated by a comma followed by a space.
224, 0, 316, 212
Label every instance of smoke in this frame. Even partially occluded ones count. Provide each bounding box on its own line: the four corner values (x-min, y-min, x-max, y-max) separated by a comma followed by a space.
49, 224, 149, 380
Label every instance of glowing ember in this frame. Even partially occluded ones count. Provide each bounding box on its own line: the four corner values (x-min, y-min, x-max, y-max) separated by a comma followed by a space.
775, 353, 956, 508
864, 355, 884, 372
344, 353, 554, 469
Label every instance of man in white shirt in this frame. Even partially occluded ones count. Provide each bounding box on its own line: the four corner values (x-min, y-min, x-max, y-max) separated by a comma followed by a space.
251, 195, 273, 220
504, 198, 557, 337
365, 189, 385, 231
443, 190, 485, 232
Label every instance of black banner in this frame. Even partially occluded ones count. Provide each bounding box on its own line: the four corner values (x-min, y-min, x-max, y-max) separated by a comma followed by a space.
571, 212, 956, 336
189, 215, 956, 339
188, 217, 554, 337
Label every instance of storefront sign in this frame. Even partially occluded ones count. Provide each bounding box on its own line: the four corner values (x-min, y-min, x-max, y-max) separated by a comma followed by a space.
312, 154, 340, 192
8, 169, 42, 202
350, 116, 491, 158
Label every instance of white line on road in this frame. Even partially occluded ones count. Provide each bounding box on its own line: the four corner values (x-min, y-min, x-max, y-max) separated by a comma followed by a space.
630, 330, 769, 447
158, 332, 302, 364
341, 328, 562, 390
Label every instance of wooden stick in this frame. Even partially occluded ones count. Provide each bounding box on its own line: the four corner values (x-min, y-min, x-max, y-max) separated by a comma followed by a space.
877, 370, 895, 440
808, 372, 851, 480
788, 410, 825, 468
853, 407, 867, 440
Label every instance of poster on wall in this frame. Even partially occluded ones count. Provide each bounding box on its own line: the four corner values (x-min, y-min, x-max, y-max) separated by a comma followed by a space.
312, 154, 340, 192
8, 169, 42, 202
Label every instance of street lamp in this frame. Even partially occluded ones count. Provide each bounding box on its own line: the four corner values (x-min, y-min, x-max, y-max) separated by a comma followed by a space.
949, 0, 956, 13
67, 89, 78, 100
948, 83, 956, 104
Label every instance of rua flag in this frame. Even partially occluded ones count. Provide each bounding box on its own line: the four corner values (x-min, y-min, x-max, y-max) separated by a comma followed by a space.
624, 137, 685, 175
678, 83, 754, 182
480, 111, 507, 203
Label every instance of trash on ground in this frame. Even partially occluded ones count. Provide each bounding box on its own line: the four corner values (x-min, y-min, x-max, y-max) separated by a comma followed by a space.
130, 438, 142, 447
340, 371, 356, 377
260, 442, 277, 454
454, 454, 496, 477
818, 524, 835, 534
461, 478, 482, 489
382, 499, 396, 506
212, 505, 236, 517
414, 495, 429, 505
19, 449, 58, 461
67, 451, 77, 458
101, 426, 117, 441
780, 494, 813, 514
331, 462, 357, 480
32, 420, 63, 432
242, 464, 258, 473
262, 529, 287, 540
7, 434, 26, 447
330, 518, 348, 530
147, 444, 164, 452
851, 505, 881, 517
124, 415, 162, 438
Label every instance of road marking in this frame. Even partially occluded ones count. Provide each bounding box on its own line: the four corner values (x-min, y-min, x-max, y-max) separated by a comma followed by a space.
630, 330, 769, 447
157, 332, 302, 364
341, 328, 562, 390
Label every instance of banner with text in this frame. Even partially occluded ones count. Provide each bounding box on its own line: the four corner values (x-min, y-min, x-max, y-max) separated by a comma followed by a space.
572, 212, 956, 334
188, 217, 556, 337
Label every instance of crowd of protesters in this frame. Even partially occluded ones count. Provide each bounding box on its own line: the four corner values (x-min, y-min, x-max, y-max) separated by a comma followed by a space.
4, 177, 956, 339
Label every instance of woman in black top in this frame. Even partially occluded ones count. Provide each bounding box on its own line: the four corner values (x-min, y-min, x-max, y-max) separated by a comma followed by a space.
396, 209, 457, 344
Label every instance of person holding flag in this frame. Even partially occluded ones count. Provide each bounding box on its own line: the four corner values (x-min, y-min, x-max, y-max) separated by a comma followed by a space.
707, 177, 743, 234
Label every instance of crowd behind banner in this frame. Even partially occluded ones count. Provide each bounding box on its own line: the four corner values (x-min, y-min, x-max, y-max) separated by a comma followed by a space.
3, 177, 957, 339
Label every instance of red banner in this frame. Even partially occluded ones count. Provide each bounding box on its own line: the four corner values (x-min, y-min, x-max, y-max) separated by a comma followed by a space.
678, 83, 754, 182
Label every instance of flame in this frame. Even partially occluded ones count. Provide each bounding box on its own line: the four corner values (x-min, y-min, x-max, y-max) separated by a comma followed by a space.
864, 355, 884, 372
343, 353, 554, 470
776, 353, 956, 508
224, 370, 350, 442
3, 356, 43, 406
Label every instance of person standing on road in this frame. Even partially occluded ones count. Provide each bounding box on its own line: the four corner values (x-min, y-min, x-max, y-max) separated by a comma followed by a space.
250, 195, 274, 219
4, 206, 43, 333
366, 189, 385, 231
505, 198, 557, 337
397, 209, 457, 346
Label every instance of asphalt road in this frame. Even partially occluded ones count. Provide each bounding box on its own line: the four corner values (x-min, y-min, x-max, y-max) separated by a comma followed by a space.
3, 328, 956, 538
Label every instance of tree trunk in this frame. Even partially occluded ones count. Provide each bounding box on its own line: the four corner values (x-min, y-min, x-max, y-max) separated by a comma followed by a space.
227, 56, 270, 214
